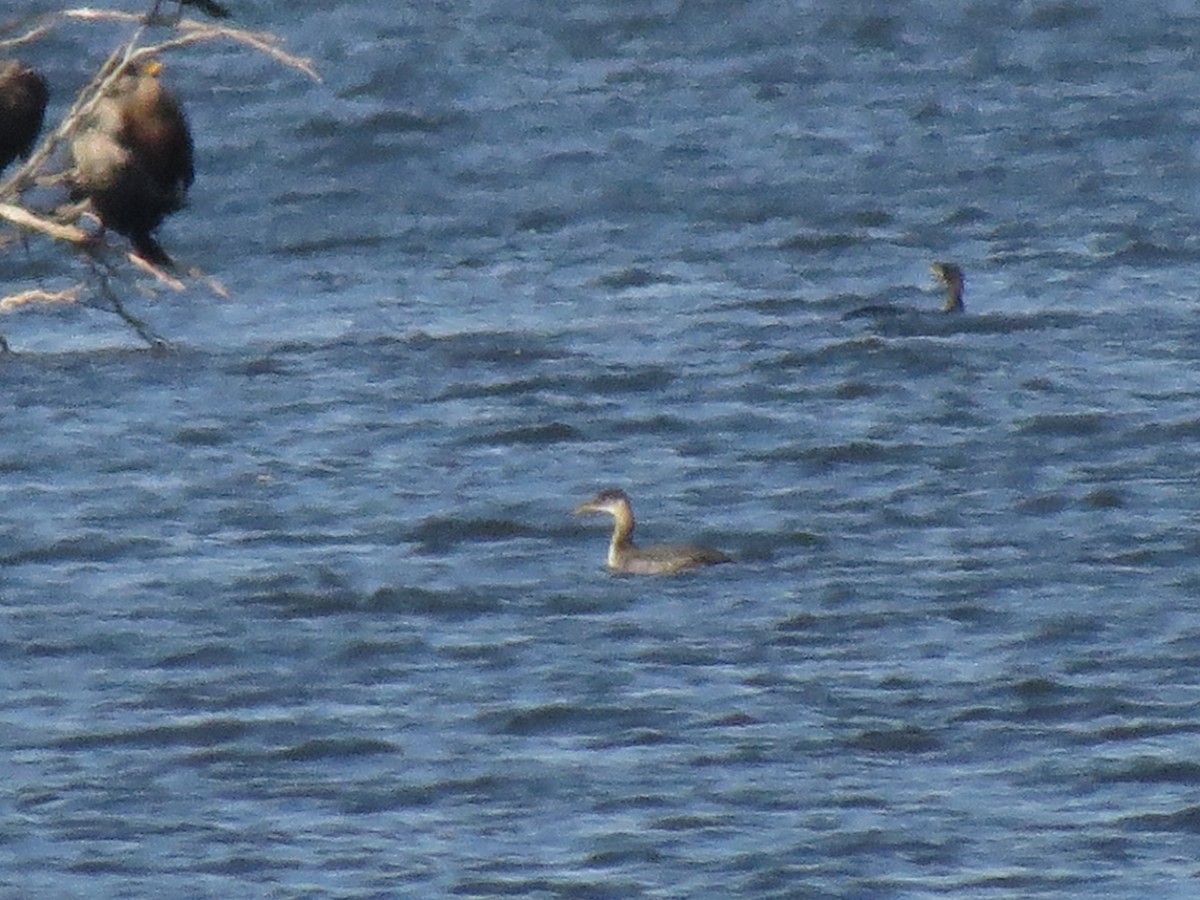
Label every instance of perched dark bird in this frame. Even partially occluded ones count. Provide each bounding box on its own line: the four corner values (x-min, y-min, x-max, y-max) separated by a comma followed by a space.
71, 59, 194, 267
0, 60, 49, 174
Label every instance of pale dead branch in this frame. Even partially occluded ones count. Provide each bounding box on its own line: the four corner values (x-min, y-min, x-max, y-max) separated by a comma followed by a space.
0, 202, 90, 243
0, 23, 55, 49
0, 286, 81, 311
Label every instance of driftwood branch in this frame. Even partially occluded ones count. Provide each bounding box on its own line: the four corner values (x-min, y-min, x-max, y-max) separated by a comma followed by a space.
0, 3, 318, 348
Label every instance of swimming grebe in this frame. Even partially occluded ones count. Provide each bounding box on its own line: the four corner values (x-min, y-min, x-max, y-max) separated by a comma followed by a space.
70, 59, 194, 267
843, 261, 966, 319
931, 261, 964, 313
0, 60, 48, 174
574, 488, 732, 575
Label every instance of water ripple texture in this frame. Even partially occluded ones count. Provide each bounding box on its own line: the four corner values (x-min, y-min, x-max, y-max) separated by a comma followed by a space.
3, 1, 1200, 897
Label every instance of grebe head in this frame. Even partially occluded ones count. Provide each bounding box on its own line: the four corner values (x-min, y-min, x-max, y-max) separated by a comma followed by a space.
931, 262, 964, 313
573, 488, 633, 518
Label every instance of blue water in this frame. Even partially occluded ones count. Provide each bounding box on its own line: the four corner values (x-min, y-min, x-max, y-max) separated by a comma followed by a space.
4, 1, 1200, 896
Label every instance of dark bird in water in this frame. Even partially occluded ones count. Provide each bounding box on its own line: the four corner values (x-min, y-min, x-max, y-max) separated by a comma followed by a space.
930, 261, 964, 313
71, 58, 194, 267
843, 261, 967, 319
178, 0, 232, 16
574, 488, 732, 575
0, 60, 49, 174
147, 0, 232, 21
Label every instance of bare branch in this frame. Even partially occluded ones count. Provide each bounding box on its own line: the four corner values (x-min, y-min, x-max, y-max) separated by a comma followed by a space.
0, 23, 55, 49
138, 26, 321, 81
0, 286, 82, 311
56, 8, 321, 80
0, 203, 90, 243
127, 251, 186, 290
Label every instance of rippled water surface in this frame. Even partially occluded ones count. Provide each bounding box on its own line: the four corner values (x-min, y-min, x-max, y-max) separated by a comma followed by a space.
4, 1, 1200, 897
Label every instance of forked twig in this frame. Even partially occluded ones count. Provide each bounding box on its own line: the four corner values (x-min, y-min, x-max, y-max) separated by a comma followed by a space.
0, 3, 319, 348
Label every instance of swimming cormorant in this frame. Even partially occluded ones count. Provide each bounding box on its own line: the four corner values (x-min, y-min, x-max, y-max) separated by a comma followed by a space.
843, 261, 967, 319
930, 261, 964, 313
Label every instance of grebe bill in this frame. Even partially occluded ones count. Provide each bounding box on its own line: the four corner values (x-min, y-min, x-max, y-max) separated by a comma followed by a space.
574, 488, 732, 575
